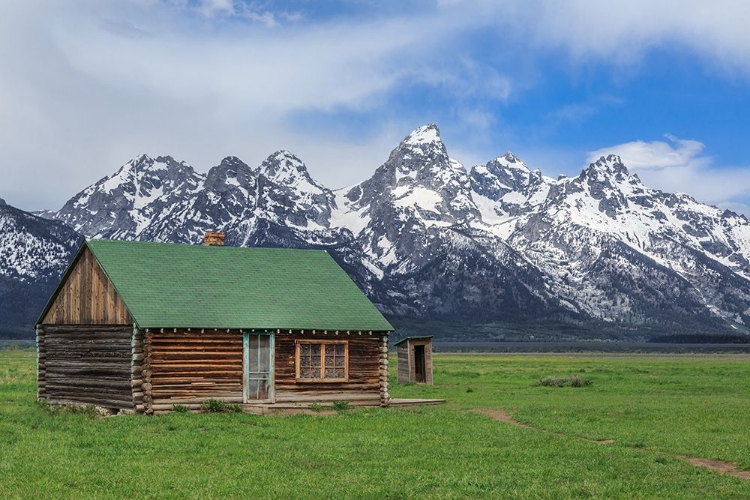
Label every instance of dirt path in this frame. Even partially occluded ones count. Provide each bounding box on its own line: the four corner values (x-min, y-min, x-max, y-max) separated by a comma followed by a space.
471, 408, 750, 481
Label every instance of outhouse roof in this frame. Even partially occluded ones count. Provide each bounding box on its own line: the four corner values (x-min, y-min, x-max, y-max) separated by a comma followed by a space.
41, 239, 393, 331
394, 336, 433, 346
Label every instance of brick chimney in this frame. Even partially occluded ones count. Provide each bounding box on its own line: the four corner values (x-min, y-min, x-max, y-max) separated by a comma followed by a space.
203, 231, 225, 246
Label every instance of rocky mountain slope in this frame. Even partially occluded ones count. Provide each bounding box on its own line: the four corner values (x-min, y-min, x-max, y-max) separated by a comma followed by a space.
0, 198, 81, 337
12, 124, 750, 340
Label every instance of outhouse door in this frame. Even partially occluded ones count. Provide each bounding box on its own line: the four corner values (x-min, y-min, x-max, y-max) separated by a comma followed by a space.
244, 333, 274, 402
414, 345, 426, 383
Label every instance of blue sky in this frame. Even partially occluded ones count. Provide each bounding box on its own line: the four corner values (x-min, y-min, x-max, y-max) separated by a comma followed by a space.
2, 0, 750, 213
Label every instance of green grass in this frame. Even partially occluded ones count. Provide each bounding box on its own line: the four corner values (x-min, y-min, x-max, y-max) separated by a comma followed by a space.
2, 350, 750, 498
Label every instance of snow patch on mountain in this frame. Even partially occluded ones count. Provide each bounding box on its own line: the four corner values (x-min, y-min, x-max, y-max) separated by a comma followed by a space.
28, 124, 750, 336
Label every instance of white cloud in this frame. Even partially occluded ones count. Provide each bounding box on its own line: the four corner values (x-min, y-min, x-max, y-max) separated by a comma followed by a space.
587, 135, 707, 171
448, 0, 750, 76
2, 0, 750, 213
586, 136, 750, 213
0, 1, 461, 210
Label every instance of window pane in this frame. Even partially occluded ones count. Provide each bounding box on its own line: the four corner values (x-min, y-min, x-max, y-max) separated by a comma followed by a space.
325, 367, 335, 378
325, 345, 334, 367
335, 344, 345, 356
300, 343, 310, 357
334, 368, 345, 379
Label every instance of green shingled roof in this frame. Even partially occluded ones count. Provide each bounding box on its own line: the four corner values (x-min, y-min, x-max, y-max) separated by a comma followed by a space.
83, 239, 392, 331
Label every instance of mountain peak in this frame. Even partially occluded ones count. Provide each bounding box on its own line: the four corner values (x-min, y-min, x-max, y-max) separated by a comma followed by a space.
260, 150, 308, 181
219, 155, 246, 167
402, 124, 442, 147
503, 151, 521, 163
586, 155, 630, 177
258, 150, 329, 196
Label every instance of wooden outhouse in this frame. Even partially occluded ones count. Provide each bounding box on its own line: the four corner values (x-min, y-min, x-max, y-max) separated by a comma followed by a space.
36, 237, 393, 413
395, 336, 433, 385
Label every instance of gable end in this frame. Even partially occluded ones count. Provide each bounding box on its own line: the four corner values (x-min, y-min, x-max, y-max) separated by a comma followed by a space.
40, 244, 132, 325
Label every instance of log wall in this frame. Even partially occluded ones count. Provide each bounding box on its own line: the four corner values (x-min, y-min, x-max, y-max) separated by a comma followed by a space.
37, 325, 135, 409
41, 247, 132, 325
275, 332, 387, 405
144, 329, 244, 412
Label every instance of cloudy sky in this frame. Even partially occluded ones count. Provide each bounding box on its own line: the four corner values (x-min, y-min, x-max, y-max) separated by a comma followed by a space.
2, 0, 750, 214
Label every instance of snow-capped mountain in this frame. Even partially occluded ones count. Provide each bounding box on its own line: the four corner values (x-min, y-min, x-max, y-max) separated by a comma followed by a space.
22, 124, 750, 339
0, 199, 81, 336
54, 154, 204, 240
506, 155, 750, 329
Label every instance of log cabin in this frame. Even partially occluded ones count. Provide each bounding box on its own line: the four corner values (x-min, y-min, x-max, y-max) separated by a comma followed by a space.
35, 234, 393, 414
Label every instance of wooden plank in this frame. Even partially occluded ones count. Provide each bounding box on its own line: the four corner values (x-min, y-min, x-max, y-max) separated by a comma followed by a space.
41, 247, 132, 326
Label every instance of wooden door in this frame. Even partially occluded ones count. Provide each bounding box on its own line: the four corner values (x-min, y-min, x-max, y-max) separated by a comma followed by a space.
414, 345, 426, 383
244, 333, 274, 402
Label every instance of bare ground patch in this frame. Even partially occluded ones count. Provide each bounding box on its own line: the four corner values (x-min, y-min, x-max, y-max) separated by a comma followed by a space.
472, 408, 749, 480
682, 457, 750, 480
470, 408, 611, 445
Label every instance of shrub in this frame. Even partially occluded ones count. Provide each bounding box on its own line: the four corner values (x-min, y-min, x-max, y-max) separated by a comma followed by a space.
200, 399, 240, 413
332, 400, 350, 411
536, 375, 593, 388
172, 404, 189, 413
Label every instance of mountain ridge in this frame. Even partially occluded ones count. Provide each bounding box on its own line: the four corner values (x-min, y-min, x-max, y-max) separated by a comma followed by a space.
4, 123, 750, 340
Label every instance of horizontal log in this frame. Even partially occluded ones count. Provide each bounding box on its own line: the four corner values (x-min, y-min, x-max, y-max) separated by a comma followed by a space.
45, 386, 134, 398
47, 397, 134, 409
150, 404, 203, 411
274, 392, 380, 403
44, 335, 132, 342
40, 325, 132, 334
149, 363, 242, 370
147, 338, 241, 346
152, 396, 244, 405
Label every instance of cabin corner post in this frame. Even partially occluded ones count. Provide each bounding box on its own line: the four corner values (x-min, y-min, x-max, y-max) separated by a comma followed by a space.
379, 334, 390, 406
131, 326, 145, 413
36, 325, 46, 402
143, 329, 153, 414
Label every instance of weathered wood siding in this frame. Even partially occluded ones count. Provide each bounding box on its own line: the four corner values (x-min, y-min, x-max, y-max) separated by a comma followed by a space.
145, 329, 244, 412
397, 344, 410, 384
38, 325, 135, 409
275, 332, 388, 405
396, 338, 432, 385
42, 247, 131, 325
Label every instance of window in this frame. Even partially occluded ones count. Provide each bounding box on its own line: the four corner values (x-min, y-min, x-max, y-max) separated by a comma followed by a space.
295, 340, 348, 381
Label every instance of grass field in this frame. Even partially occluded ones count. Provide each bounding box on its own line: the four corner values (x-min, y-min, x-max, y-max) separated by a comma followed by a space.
2, 350, 750, 498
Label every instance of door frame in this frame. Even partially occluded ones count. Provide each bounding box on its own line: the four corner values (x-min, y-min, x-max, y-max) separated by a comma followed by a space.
243, 332, 275, 403
413, 344, 426, 384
